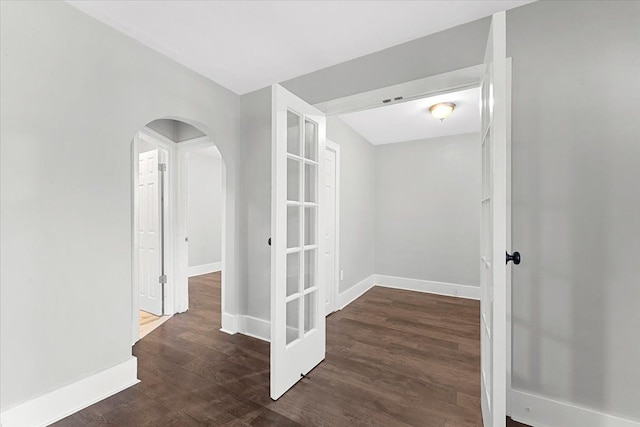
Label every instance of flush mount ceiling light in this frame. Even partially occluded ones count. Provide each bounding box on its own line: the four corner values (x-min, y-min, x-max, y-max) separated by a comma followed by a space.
429, 102, 456, 122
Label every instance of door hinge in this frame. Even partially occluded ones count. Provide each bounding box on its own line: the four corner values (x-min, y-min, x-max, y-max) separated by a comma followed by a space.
159, 275, 167, 284
158, 163, 167, 172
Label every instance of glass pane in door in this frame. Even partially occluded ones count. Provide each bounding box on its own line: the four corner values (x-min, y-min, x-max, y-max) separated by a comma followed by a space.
304, 291, 317, 334
287, 158, 301, 202
304, 163, 317, 203
288, 111, 301, 156
304, 207, 316, 246
286, 298, 300, 345
304, 119, 318, 161
304, 249, 316, 290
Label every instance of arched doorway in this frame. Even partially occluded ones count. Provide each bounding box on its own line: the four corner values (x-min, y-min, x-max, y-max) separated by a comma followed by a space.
130, 118, 228, 342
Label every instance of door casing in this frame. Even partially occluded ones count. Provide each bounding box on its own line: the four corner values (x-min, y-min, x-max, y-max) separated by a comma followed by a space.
324, 140, 340, 315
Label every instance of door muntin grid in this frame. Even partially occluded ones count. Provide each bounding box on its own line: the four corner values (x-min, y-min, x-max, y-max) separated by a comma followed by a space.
285, 110, 320, 346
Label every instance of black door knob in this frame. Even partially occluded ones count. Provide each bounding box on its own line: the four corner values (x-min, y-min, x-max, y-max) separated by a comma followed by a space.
268, 237, 271, 246
506, 251, 521, 265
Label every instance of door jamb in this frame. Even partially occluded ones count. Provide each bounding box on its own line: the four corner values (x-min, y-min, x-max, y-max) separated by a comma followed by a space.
325, 139, 340, 314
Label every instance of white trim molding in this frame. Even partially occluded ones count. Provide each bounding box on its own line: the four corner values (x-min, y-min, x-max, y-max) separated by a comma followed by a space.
337, 275, 376, 309
0, 357, 138, 427
220, 312, 239, 335
510, 389, 640, 427
375, 275, 480, 300
220, 313, 270, 342
187, 262, 222, 277
238, 315, 270, 342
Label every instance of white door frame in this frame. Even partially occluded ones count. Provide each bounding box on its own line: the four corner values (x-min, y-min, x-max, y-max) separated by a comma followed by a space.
131, 126, 224, 344
313, 62, 513, 415
325, 140, 340, 315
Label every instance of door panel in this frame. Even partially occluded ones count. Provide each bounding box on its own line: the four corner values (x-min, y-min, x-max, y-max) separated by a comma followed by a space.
138, 149, 163, 316
480, 11, 508, 427
271, 84, 326, 400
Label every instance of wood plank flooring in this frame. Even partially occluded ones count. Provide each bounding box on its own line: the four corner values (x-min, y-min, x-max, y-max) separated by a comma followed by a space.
56, 273, 528, 426
139, 310, 172, 340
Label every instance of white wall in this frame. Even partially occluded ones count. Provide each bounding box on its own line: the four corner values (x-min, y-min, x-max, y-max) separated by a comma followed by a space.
187, 151, 222, 267
0, 1, 242, 411
375, 133, 480, 287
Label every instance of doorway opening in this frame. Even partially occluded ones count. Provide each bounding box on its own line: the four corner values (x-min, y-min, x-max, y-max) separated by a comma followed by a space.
309, 51, 512, 421
131, 119, 226, 343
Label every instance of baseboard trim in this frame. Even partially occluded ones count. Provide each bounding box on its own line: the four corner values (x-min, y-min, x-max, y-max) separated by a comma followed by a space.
0, 357, 139, 427
238, 315, 270, 342
220, 312, 238, 335
337, 275, 376, 309
510, 389, 640, 427
374, 275, 480, 300
224, 274, 478, 346
187, 262, 221, 277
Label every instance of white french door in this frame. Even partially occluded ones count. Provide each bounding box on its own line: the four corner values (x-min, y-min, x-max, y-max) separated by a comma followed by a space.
138, 148, 164, 316
480, 11, 509, 427
271, 84, 326, 400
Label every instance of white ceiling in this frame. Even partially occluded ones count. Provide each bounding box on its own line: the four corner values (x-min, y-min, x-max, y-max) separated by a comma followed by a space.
67, 1, 533, 95
338, 87, 480, 145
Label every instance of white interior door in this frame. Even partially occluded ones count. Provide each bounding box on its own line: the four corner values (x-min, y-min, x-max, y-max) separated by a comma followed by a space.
480, 11, 509, 427
323, 144, 338, 315
271, 84, 326, 400
139, 148, 164, 316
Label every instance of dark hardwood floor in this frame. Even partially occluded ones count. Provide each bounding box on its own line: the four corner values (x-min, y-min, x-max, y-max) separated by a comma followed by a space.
56, 273, 528, 426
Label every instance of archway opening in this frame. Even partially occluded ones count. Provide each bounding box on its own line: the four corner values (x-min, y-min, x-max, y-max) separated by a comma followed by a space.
131, 118, 227, 342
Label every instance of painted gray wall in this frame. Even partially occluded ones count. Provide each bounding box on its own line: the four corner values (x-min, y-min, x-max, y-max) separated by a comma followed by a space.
375, 133, 480, 287
177, 121, 206, 142
327, 117, 376, 293
187, 151, 222, 267
239, 88, 273, 319
282, 18, 490, 105
147, 119, 178, 141
0, 1, 242, 410
507, 0, 640, 420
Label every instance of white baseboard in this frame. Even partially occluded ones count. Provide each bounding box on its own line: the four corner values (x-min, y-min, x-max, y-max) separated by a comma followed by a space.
374, 274, 480, 300
187, 262, 221, 277
510, 389, 640, 427
238, 315, 270, 342
220, 313, 269, 342
0, 357, 139, 427
220, 311, 238, 335
337, 274, 376, 309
